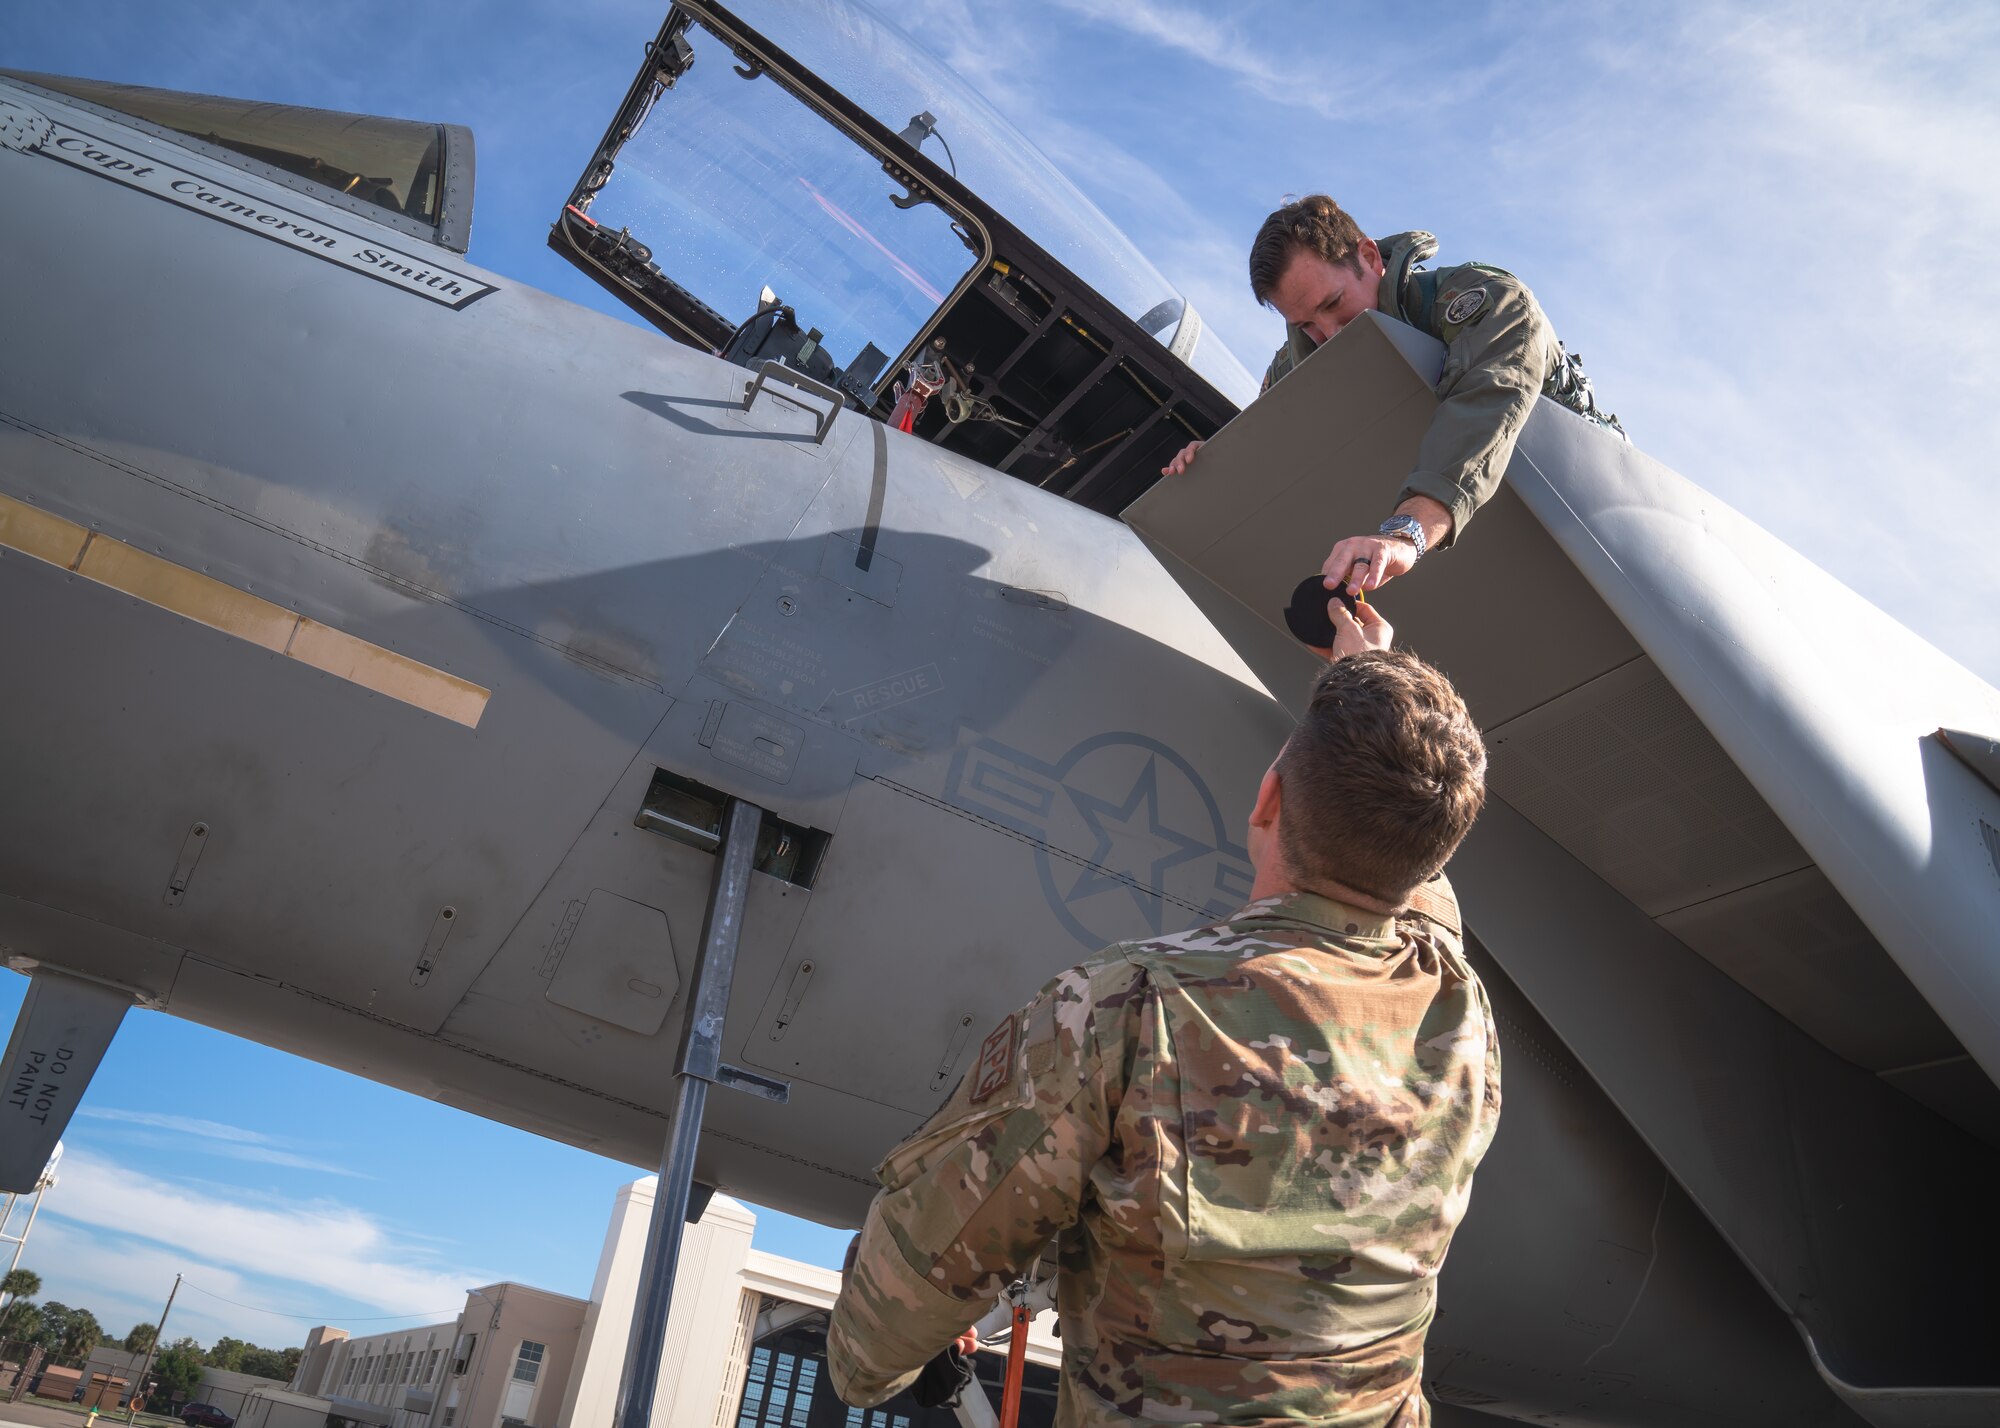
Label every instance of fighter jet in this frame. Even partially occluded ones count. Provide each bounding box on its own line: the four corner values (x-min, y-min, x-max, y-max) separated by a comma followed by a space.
0, 2, 1995, 1425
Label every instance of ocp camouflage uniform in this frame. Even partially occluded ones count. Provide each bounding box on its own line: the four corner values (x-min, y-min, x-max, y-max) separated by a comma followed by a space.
1263, 231, 1622, 544
826, 879, 1502, 1427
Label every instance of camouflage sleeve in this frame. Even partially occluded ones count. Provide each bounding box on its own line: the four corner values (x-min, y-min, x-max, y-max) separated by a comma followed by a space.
1398, 269, 1555, 544
824, 960, 1135, 1407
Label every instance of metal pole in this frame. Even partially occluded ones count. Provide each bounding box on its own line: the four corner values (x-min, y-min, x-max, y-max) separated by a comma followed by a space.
127, 1272, 178, 1422
610, 797, 764, 1428
0, 1191, 17, 1313
7, 1183, 47, 1283
998, 1305, 1030, 1428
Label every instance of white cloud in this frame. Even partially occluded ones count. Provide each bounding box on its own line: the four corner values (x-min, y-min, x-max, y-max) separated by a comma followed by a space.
78, 1109, 273, 1144
20, 1219, 327, 1350
76, 1108, 370, 1178
40, 1151, 484, 1323
1040, 0, 1365, 120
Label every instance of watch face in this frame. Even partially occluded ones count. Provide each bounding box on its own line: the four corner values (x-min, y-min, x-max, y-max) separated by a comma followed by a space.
1381, 517, 1419, 541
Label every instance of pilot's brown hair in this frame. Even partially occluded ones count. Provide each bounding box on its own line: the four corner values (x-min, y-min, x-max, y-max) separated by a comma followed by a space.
1249, 195, 1368, 304
1275, 650, 1487, 903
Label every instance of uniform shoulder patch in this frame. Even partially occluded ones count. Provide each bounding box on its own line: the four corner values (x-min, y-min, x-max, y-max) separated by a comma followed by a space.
969, 1015, 1020, 1104
1444, 287, 1489, 325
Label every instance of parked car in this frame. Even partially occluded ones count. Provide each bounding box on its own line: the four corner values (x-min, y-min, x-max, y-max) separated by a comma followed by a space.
181, 1405, 235, 1428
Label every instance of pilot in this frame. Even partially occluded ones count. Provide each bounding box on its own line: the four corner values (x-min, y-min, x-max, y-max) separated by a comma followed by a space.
1163, 194, 1620, 600
826, 602, 1501, 1428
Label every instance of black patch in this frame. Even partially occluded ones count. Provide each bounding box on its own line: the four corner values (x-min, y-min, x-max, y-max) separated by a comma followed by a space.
1284, 574, 1360, 648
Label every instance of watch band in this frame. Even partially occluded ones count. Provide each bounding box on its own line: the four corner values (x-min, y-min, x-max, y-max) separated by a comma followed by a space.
1378, 514, 1428, 561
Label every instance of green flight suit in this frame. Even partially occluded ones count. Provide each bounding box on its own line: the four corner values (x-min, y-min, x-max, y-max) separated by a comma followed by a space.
826, 878, 1502, 1427
1263, 232, 1621, 544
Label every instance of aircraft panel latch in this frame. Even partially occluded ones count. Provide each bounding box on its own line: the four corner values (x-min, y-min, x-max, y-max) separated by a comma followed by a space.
408, 905, 459, 988
162, 820, 211, 907
932, 1012, 978, 1092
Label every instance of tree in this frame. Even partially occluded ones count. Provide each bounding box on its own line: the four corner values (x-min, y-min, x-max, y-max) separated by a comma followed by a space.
153, 1337, 203, 1410
0, 1268, 39, 1312
205, 1336, 247, 1372
0, 1295, 37, 1341
237, 1345, 292, 1381
124, 1323, 158, 1354
57, 1307, 101, 1361
32, 1300, 71, 1350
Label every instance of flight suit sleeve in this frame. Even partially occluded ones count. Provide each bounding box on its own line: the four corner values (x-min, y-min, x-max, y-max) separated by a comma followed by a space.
824, 960, 1134, 1407
1398, 270, 1555, 544
1261, 323, 1311, 394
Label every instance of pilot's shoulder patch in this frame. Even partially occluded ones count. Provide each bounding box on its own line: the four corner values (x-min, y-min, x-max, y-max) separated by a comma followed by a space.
1444, 287, 1488, 325
969, 1015, 1020, 1104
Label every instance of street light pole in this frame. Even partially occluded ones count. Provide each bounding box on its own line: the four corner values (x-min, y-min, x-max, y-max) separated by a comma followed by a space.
126, 1273, 179, 1424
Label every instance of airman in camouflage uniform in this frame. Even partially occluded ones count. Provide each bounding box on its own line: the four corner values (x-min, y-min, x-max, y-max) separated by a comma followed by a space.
829, 640, 1501, 1427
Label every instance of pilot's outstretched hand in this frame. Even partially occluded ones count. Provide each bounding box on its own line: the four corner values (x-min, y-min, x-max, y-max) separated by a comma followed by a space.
1322, 533, 1418, 597
1317, 598, 1392, 663
1161, 439, 1204, 477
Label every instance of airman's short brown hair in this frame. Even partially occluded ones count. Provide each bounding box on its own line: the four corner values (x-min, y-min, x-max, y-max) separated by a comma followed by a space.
1249, 194, 1367, 305
1274, 650, 1487, 903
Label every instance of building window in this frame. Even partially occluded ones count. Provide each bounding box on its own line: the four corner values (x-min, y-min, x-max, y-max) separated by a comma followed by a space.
787, 1359, 818, 1428
511, 1341, 545, 1384
343, 1360, 356, 1387
441, 1411, 455, 1427
400, 1352, 414, 1384
425, 1348, 441, 1384
737, 1347, 819, 1428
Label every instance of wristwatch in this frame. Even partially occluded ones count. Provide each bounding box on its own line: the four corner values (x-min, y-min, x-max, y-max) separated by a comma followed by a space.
1378, 514, 1428, 562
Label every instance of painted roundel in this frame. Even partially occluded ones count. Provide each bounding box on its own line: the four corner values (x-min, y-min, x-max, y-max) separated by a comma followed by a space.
946, 731, 1255, 950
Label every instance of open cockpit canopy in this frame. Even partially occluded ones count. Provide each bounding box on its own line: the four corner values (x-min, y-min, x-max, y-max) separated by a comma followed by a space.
552, 0, 1254, 513
3, 70, 473, 252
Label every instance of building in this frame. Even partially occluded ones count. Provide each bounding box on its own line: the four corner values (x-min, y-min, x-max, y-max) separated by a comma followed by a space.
294, 1316, 452, 1428
187, 1366, 298, 1419
291, 1180, 1063, 1428
288, 1285, 584, 1428
78, 1344, 146, 1408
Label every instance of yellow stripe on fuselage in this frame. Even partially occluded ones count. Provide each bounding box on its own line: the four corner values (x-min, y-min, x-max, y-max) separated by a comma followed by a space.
0, 490, 489, 728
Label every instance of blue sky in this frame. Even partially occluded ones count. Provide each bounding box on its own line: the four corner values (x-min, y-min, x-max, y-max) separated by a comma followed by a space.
4, 0, 1997, 1352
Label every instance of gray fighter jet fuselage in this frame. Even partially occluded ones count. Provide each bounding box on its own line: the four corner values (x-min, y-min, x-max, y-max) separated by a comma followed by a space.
2, 5, 1998, 1426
